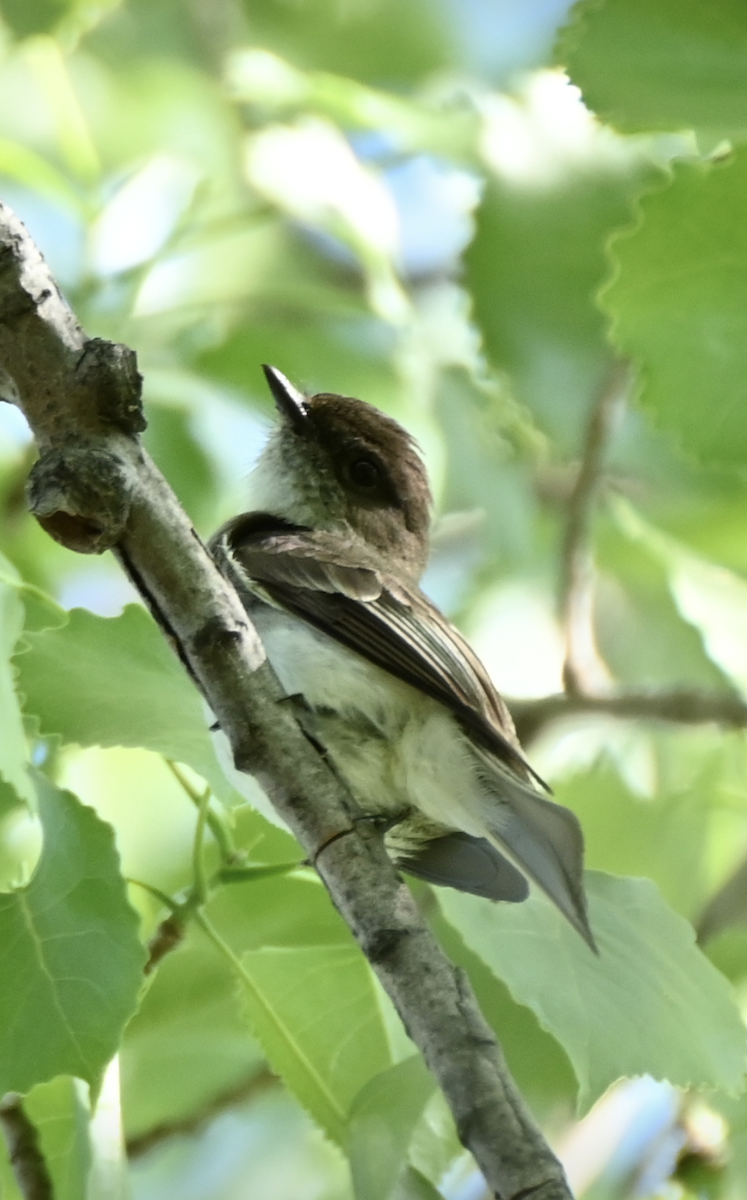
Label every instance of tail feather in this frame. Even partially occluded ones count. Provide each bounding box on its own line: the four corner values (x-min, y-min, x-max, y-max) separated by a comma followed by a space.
472, 747, 596, 951
397, 832, 530, 902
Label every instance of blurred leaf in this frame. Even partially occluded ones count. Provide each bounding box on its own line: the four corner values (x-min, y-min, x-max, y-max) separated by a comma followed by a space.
392, 1165, 443, 1200
697, 854, 747, 945
122, 931, 263, 1137
560, 0, 747, 143
615, 499, 747, 693
24, 1076, 91, 1200
555, 762, 711, 918
439, 871, 747, 1112
212, 870, 349, 952
0, 550, 34, 804
0, 137, 81, 208
0, 0, 69, 37
595, 524, 734, 689
238, 0, 452, 84
239, 943, 393, 1146
141, 402, 216, 526
196, 310, 399, 413
227, 50, 480, 161
132, 218, 367, 333
603, 154, 747, 465
348, 1056, 436, 1200
467, 168, 647, 451
15, 604, 230, 800
0, 776, 41, 891
0, 774, 145, 1094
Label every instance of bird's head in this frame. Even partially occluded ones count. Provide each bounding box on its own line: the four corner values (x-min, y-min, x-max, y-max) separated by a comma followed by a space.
251, 365, 432, 579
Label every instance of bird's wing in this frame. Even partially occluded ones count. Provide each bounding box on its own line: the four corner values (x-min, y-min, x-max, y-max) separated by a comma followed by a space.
211, 513, 539, 784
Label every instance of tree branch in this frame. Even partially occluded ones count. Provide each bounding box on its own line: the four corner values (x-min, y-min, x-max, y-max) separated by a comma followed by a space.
510, 685, 747, 746
0, 1094, 53, 1200
125, 1068, 278, 1159
0, 202, 574, 1199
559, 360, 630, 695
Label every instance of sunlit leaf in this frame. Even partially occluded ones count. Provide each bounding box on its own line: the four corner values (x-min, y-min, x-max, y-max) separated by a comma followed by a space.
560, 0, 747, 143
467, 166, 647, 450
602, 154, 747, 464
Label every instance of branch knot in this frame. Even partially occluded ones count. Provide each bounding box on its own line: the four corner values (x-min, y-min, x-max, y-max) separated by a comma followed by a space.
27, 446, 134, 553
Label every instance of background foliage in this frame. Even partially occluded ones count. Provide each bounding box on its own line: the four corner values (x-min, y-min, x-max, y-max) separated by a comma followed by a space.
1, 0, 747, 1197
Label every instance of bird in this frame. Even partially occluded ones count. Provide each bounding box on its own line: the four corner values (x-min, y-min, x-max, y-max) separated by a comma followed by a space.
209, 365, 595, 949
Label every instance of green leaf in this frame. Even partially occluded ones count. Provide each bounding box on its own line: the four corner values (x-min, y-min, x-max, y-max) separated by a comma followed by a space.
0, 0, 69, 37
0, 554, 35, 805
603, 154, 747, 464
0, 776, 41, 892
613, 497, 747, 693
0, 774, 145, 1094
235, 0, 452, 85
122, 931, 263, 1138
348, 1056, 436, 1200
559, 0, 747, 143
15, 604, 229, 799
239, 944, 393, 1145
467, 167, 647, 450
392, 1166, 443, 1200
439, 871, 747, 1112
554, 762, 712, 919
24, 1076, 91, 1200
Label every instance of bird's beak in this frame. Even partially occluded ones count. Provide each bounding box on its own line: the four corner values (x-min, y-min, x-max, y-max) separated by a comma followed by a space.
262, 364, 309, 433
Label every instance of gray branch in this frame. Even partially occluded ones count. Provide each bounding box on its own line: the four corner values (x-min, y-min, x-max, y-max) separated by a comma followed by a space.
0, 202, 573, 1200
511, 686, 747, 746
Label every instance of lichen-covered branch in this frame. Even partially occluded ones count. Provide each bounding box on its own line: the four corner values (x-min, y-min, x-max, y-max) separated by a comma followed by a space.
0, 201, 573, 1200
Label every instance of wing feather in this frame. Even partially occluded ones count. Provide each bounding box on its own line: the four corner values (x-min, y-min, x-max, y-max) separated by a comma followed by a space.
212, 513, 543, 785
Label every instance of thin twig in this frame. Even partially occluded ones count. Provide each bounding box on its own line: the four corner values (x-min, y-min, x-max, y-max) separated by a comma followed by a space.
510, 685, 747, 746
165, 759, 240, 865
559, 360, 631, 695
125, 1068, 277, 1159
0, 1094, 53, 1200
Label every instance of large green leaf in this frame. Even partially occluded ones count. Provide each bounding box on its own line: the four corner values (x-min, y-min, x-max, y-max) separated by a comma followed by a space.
439, 871, 746, 1112
15, 604, 229, 799
239, 943, 393, 1145
0, 774, 145, 1094
602, 154, 747, 464
560, 0, 747, 143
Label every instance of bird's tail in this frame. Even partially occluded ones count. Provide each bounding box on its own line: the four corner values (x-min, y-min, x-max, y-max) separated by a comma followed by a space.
471, 745, 596, 951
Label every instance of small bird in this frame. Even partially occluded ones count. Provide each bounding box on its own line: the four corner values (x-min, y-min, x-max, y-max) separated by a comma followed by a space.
210, 366, 594, 949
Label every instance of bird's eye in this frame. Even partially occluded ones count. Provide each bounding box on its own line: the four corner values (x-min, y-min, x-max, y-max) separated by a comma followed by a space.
348, 456, 381, 489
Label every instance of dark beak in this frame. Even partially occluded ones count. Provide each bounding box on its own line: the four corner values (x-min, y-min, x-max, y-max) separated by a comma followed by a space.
262, 365, 309, 433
